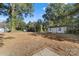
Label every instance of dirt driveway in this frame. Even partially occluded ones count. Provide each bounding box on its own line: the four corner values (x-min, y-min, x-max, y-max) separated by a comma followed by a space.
0, 32, 79, 56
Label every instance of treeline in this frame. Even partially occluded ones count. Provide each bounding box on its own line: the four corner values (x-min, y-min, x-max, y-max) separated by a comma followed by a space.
42, 3, 79, 34
26, 3, 79, 33
1, 3, 79, 33
26, 19, 47, 32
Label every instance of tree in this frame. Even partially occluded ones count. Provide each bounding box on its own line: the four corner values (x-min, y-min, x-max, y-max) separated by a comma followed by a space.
63, 4, 79, 16
42, 3, 75, 27
35, 19, 43, 32
26, 19, 44, 32
0, 3, 34, 32
42, 3, 79, 34
26, 21, 36, 32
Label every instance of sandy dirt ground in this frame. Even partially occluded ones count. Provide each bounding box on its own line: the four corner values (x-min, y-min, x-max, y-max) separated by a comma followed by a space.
0, 32, 79, 56
33, 48, 59, 56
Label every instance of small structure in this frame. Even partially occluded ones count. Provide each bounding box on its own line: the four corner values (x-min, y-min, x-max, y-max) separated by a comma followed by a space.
48, 25, 72, 33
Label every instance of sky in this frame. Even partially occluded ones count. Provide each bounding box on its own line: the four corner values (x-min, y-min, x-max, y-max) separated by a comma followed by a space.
0, 3, 48, 23
24, 3, 48, 23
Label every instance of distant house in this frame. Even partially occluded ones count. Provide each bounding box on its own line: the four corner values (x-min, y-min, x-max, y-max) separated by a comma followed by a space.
48, 25, 74, 33
0, 22, 6, 32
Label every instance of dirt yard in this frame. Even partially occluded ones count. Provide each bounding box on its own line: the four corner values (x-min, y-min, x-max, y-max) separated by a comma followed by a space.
0, 32, 79, 56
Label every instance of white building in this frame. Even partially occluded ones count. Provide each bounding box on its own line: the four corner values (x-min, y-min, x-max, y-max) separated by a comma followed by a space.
48, 26, 70, 33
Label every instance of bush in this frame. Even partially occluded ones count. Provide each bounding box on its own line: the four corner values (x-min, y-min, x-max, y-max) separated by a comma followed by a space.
67, 29, 79, 34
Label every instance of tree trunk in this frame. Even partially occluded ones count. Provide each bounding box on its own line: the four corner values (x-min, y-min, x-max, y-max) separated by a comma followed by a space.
40, 25, 43, 32
11, 4, 16, 32
11, 18, 16, 32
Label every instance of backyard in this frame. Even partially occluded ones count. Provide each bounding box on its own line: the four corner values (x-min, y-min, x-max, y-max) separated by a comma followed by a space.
0, 3, 79, 56
0, 32, 79, 56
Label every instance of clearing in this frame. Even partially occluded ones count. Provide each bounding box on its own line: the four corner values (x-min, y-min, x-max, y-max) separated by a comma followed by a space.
0, 32, 79, 56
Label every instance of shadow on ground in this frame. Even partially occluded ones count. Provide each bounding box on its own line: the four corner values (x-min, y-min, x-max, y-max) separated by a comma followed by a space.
0, 33, 15, 47
3, 37, 15, 40
29, 32, 79, 44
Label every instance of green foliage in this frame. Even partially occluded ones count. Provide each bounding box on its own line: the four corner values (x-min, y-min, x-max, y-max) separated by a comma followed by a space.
42, 3, 79, 34
6, 18, 26, 31
35, 19, 44, 32
26, 19, 44, 32
0, 3, 34, 32
16, 19, 26, 31
26, 21, 36, 32
43, 3, 75, 26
